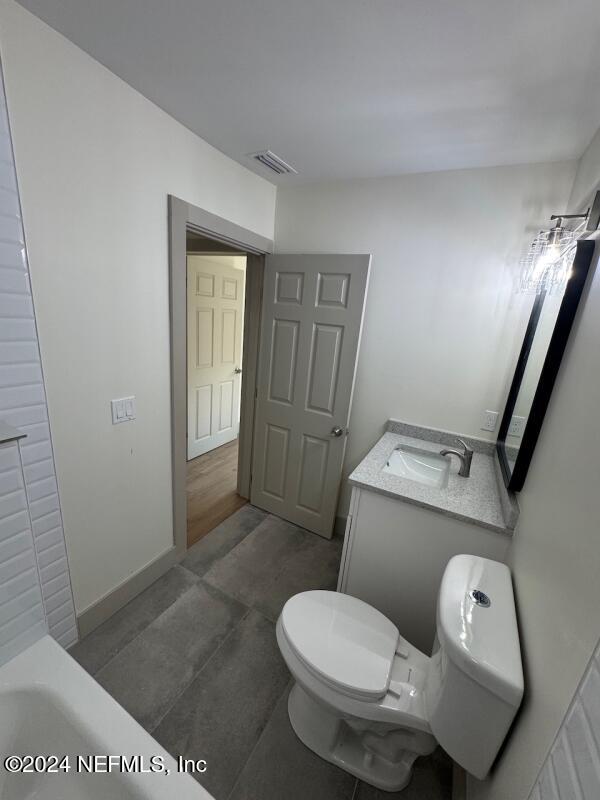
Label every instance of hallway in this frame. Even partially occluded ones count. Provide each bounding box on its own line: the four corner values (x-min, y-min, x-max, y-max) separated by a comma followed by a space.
187, 440, 247, 547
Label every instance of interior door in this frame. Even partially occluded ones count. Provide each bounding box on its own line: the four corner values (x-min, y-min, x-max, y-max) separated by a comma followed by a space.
251, 254, 370, 537
187, 255, 245, 460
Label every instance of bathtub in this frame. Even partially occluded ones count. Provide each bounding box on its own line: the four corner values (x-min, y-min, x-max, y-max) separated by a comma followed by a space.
0, 636, 212, 799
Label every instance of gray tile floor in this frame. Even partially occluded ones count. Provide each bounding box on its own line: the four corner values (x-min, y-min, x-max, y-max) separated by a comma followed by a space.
70, 505, 452, 800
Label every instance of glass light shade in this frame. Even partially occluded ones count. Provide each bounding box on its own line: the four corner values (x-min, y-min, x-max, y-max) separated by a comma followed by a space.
518, 226, 577, 294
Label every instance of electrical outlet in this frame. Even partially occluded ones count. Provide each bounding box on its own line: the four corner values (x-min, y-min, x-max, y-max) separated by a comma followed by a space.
481, 410, 499, 432
111, 396, 136, 424
508, 415, 526, 437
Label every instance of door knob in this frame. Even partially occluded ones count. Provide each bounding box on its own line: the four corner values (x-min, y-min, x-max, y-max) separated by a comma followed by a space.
331, 426, 344, 438
234, 367, 242, 374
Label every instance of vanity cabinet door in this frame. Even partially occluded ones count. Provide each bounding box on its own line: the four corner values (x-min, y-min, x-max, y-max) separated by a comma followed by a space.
338, 489, 509, 654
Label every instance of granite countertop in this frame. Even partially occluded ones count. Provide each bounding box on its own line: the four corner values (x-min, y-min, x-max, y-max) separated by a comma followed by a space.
348, 426, 516, 535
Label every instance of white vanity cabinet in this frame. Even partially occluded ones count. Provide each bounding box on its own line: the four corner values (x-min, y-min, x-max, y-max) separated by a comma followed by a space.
337, 486, 511, 653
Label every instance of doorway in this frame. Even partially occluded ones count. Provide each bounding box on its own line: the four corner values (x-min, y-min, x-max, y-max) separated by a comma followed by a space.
170, 196, 370, 558
185, 235, 249, 546
169, 197, 271, 558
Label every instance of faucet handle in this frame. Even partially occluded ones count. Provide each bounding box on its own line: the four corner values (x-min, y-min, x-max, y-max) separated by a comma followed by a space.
456, 437, 472, 454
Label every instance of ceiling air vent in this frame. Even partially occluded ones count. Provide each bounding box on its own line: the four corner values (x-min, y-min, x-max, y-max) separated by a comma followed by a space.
249, 150, 298, 176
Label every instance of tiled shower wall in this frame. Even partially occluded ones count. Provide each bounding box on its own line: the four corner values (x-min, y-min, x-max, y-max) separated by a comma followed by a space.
0, 57, 77, 656
529, 642, 600, 799
0, 438, 46, 664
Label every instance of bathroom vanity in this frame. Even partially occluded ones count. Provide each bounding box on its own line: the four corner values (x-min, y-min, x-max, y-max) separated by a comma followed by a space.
337, 421, 518, 653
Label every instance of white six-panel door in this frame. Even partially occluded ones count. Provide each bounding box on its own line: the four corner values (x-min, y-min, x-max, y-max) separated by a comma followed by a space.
251, 254, 370, 537
187, 256, 245, 460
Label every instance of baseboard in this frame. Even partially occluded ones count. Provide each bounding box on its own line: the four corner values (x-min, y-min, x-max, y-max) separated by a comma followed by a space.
453, 763, 467, 800
75, 545, 181, 638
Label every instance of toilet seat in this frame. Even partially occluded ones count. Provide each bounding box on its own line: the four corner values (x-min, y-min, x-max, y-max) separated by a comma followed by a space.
281, 590, 400, 702
277, 613, 432, 732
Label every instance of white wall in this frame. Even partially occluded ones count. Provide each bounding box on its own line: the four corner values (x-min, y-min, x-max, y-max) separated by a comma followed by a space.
0, 0, 276, 615
274, 162, 576, 515
567, 125, 600, 213
466, 140, 600, 799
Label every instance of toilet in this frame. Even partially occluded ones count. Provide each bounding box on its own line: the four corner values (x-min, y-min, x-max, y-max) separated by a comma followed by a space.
276, 554, 523, 792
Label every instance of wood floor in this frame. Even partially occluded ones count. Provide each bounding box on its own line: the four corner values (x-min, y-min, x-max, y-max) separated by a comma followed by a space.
186, 439, 247, 547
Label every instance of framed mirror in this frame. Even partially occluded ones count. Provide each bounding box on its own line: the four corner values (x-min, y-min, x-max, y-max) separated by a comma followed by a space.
497, 237, 596, 491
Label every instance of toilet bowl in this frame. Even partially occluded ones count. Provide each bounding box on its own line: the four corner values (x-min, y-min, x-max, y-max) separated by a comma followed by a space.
276, 591, 437, 791
276, 555, 524, 792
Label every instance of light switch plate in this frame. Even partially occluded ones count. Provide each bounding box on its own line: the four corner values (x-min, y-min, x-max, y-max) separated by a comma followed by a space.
481, 410, 499, 432
111, 396, 136, 424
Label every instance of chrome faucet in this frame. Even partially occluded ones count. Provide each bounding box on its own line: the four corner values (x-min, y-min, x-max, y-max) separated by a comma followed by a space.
440, 438, 473, 478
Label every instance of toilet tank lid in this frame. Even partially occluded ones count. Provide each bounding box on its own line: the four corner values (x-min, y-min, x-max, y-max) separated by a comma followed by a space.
281, 590, 399, 701
437, 555, 524, 707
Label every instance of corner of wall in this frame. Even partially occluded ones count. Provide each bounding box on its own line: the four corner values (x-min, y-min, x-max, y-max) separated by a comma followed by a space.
567, 126, 600, 213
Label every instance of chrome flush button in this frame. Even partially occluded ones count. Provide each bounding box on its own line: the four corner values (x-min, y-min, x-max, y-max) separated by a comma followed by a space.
470, 589, 491, 608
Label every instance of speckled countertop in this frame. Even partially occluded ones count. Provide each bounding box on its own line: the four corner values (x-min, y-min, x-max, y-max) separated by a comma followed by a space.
348, 425, 517, 535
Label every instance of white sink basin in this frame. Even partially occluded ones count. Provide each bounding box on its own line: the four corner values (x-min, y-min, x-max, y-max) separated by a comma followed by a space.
382, 445, 450, 488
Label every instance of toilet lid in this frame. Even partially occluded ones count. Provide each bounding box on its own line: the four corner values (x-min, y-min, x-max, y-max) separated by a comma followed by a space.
281, 590, 400, 701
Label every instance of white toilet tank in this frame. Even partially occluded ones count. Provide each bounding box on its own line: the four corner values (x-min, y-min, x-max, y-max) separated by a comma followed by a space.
424, 554, 523, 780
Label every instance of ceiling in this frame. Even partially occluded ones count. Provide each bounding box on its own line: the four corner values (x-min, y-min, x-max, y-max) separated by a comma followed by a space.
16, 0, 600, 184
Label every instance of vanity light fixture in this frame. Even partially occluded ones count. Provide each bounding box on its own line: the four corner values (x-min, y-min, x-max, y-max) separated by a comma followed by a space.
518, 210, 589, 294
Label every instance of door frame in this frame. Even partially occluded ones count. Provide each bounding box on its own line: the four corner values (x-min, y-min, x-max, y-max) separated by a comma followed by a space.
168, 195, 273, 556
